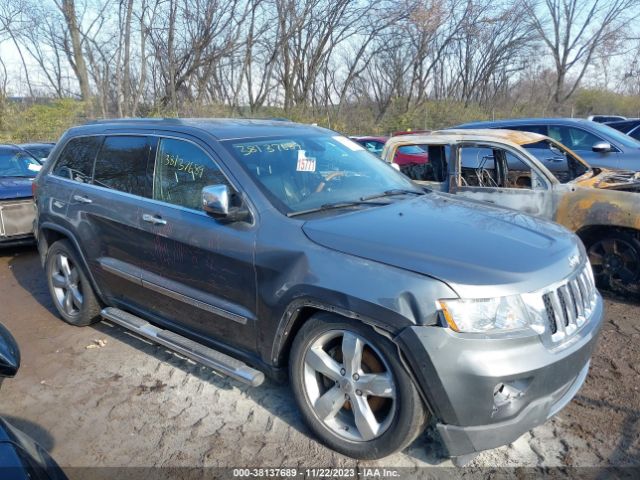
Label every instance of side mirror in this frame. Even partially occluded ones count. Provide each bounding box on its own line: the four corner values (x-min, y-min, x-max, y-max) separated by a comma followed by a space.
202, 184, 230, 217
0, 323, 20, 379
202, 185, 250, 223
592, 142, 612, 153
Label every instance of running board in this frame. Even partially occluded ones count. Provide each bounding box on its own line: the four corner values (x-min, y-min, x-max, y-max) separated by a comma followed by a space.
100, 307, 265, 387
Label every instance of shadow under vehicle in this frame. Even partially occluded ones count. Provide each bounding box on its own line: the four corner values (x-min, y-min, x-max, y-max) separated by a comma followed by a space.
0, 323, 67, 479
381, 129, 640, 295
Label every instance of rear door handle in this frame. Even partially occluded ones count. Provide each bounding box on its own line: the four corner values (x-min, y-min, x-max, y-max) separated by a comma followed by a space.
142, 213, 167, 225
72, 194, 92, 204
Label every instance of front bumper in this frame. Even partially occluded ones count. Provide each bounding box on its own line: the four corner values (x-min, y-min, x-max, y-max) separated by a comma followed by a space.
397, 293, 604, 457
0, 199, 36, 247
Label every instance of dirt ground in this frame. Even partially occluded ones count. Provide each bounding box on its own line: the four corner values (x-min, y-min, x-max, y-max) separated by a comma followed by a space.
0, 246, 638, 475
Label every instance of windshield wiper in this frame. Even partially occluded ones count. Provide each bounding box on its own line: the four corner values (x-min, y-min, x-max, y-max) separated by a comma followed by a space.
360, 188, 425, 202
287, 199, 390, 218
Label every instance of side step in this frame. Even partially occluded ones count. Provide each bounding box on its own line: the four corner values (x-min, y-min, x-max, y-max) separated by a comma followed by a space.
101, 307, 265, 387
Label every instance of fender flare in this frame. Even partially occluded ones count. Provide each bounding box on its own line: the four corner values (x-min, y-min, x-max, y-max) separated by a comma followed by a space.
37, 222, 107, 304
270, 297, 410, 365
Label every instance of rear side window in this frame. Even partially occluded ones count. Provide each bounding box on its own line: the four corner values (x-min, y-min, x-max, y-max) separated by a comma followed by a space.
93, 136, 152, 196
52, 136, 102, 183
153, 138, 230, 211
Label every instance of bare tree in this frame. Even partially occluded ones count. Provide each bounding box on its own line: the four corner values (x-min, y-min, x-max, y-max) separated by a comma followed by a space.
54, 0, 92, 101
524, 0, 639, 109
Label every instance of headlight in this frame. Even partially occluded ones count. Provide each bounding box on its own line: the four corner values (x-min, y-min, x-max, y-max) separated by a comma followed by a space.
439, 294, 547, 334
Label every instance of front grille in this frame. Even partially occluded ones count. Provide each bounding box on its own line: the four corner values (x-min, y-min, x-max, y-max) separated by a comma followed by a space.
541, 264, 597, 343
0, 199, 36, 238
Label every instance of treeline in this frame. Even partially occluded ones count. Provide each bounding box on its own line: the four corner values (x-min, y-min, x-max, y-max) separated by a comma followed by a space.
1, 0, 640, 137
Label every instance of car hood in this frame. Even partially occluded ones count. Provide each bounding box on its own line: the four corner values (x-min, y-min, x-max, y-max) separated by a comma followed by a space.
0, 177, 33, 200
302, 193, 583, 298
575, 168, 640, 192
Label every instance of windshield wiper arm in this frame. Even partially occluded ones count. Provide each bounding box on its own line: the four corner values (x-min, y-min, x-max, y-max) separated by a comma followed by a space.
360, 189, 425, 202
287, 199, 389, 218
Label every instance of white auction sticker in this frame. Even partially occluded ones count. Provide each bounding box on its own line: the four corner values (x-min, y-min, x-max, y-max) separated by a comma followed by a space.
28, 163, 42, 172
333, 135, 364, 151
296, 150, 316, 172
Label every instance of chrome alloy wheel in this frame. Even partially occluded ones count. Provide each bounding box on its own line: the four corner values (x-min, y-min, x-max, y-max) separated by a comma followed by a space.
51, 253, 83, 316
302, 330, 396, 442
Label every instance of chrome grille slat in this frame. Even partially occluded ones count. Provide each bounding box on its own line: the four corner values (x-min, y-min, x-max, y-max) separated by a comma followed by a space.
577, 273, 590, 311
540, 263, 597, 344
548, 290, 566, 339
571, 278, 584, 318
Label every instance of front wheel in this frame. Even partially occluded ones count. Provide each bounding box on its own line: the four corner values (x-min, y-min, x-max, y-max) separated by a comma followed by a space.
45, 239, 101, 326
289, 313, 427, 459
587, 231, 640, 296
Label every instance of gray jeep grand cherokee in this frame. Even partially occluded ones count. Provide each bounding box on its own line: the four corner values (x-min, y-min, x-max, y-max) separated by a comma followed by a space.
33, 119, 603, 461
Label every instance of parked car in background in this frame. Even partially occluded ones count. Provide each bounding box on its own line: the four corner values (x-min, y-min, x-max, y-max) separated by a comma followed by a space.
350, 135, 430, 166
0, 323, 67, 479
456, 118, 640, 171
34, 118, 602, 462
350, 136, 387, 157
18, 142, 56, 162
606, 119, 640, 141
381, 129, 640, 296
588, 115, 626, 123
0, 145, 41, 246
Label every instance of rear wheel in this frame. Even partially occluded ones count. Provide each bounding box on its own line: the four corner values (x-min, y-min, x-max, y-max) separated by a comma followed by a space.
289, 313, 427, 459
46, 240, 101, 326
587, 231, 640, 296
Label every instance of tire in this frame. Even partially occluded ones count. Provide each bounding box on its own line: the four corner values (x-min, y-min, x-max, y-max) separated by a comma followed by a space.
289, 313, 427, 459
45, 239, 101, 326
587, 230, 640, 296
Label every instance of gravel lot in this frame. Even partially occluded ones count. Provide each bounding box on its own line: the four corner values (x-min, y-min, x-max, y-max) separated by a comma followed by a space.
0, 246, 638, 475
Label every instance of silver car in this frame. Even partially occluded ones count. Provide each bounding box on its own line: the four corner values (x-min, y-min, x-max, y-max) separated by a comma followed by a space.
456, 117, 640, 171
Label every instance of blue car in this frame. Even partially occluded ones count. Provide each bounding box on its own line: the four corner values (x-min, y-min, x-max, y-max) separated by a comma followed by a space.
0, 145, 42, 246
455, 118, 640, 171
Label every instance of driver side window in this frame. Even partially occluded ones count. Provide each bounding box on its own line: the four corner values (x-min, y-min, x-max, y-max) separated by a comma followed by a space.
459, 147, 498, 187
153, 138, 230, 211
548, 126, 602, 151
458, 145, 543, 190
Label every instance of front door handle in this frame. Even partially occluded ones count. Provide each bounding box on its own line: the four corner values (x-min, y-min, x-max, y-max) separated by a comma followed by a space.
72, 194, 92, 204
142, 213, 167, 225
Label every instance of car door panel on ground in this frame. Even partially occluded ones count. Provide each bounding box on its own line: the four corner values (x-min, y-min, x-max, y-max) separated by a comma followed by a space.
134, 135, 258, 353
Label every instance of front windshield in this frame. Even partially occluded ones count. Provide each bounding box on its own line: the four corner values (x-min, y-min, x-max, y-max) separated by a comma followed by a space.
590, 122, 640, 149
522, 140, 589, 183
24, 146, 53, 159
0, 149, 42, 178
222, 134, 420, 214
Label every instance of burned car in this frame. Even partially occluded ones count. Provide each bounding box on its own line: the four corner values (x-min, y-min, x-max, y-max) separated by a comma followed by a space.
381, 129, 640, 295
0, 145, 41, 246
34, 119, 602, 461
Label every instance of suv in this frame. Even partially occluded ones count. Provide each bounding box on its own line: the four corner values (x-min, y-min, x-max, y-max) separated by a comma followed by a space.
34, 119, 603, 461
456, 118, 640, 171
